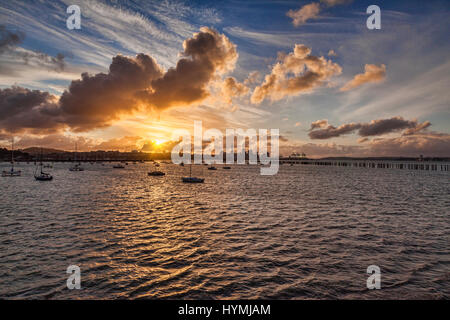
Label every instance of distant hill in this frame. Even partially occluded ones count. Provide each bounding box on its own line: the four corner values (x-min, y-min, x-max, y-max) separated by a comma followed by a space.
22, 147, 66, 155
0, 148, 31, 161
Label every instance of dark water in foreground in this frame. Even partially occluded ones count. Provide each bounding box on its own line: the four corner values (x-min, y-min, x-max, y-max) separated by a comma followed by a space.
0, 162, 449, 299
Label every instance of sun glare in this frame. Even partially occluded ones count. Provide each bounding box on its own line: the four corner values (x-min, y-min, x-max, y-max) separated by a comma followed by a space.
153, 139, 166, 145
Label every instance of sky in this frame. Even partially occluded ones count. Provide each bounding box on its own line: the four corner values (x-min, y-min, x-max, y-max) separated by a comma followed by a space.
0, 0, 449, 157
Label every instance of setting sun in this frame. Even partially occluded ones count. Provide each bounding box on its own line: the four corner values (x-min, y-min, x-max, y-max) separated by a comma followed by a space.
153, 139, 166, 146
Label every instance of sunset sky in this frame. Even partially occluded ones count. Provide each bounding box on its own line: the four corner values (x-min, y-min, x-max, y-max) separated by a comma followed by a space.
0, 0, 449, 157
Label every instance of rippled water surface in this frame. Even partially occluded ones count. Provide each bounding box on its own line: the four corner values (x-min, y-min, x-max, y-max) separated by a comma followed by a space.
0, 162, 449, 299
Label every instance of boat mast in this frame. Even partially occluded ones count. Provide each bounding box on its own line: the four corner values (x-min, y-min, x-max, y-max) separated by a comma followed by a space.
38, 147, 43, 174
11, 138, 14, 171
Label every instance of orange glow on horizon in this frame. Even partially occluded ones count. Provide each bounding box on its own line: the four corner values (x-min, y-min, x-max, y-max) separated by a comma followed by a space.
153, 139, 167, 146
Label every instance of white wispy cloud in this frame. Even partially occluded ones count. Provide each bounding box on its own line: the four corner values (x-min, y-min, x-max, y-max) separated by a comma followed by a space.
339, 60, 450, 121
0, 0, 221, 89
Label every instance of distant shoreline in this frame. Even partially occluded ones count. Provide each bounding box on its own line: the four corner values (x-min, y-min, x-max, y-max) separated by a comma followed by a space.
2, 157, 450, 163
1, 147, 449, 162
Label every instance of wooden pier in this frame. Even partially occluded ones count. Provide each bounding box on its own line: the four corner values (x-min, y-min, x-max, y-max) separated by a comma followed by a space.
279, 159, 450, 171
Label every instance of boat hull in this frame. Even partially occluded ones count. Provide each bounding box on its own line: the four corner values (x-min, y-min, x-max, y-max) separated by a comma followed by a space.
2, 170, 21, 177
34, 175, 53, 181
182, 177, 204, 183
148, 171, 165, 176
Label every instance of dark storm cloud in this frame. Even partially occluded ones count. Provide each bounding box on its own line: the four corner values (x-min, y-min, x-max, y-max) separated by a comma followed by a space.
0, 25, 25, 53
0, 86, 63, 134
0, 25, 66, 72
58, 53, 163, 131
137, 27, 237, 109
0, 27, 238, 134
308, 117, 431, 140
309, 122, 361, 139
358, 117, 421, 137
0, 52, 161, 133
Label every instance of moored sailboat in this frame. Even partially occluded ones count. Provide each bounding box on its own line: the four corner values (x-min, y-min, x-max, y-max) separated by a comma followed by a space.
2, 139, 21, 177
148, 170, 165, 176
182, 162, 204, 183
69, 143, 84, 171
148, 161, 165, 176
34, 149, 53, 181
